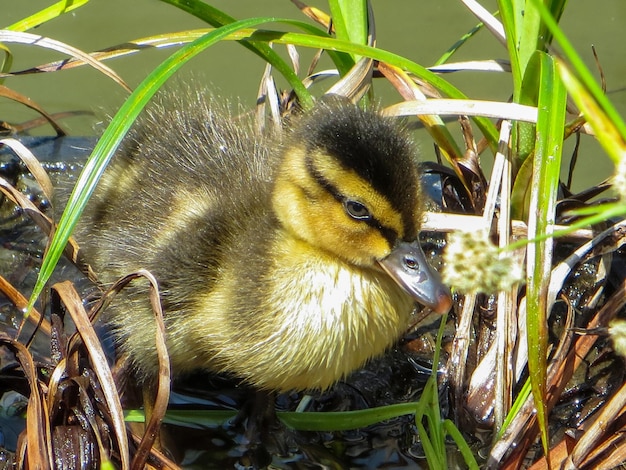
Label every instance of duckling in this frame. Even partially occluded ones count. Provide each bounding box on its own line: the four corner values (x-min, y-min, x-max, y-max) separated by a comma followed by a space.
79, 88, 451, 392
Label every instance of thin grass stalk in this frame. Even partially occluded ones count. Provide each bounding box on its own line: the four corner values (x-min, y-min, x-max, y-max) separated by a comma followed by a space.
457, 0, 504, 46
495, 120, 515, 433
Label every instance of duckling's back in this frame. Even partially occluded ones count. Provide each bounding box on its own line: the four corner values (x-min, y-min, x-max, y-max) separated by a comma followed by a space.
84, 90, 272, 271
79, 89, 282, 373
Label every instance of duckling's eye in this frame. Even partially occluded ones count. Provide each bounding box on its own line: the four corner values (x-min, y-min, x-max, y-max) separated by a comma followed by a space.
403, 255, 420, 271
344, 200, 372, 221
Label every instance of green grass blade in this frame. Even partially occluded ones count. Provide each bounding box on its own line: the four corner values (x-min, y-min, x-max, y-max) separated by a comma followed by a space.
126, 404, 426, 432
0, 43, 12, 77
246, 30, 499, 148
525, 51, 566, 461
328, 0, 368, 59
541, 0, 568, 50
5, 0, 90, 31
26, 17, 288, 314
558, 60, 626, 166
499, 377, 531, 438
517, 0, 542, 77
515, 52, 543, 163
278, 404, 420, 431
413, 313, 478, 468
518, 0, 567, 76
496, 0, 522, 95
159, 0, 317, 107
443, 419, 480, 470
528, 0, 626, 141
434, 20, 485, 66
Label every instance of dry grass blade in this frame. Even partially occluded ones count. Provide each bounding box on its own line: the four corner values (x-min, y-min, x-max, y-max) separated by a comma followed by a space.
492, 280, 626, 468
286, 43, 300, 76
300, 70, 341, 93
290, 0, 332, 29
422, 212, 594, 241
122, 271, 170, 470
378, 62, 465, 167
0, 163, 87, 279
482, 121, 512, 222
128, 433, 181, 470
564, 380, 626, 469
0, 137, 54, 206
3, 33, 204, 74
51, 425, 97, 470
0, 175, 53, 234
80, 270, 171, 469
327, 53, 373, 102
53, 280, 130, 470
71, 377, 114, 468
0, 334, 52, 468
459, 0, 505, 45
449, 292, 477, 425
384, 99, 538, 123
428, 59, 511, 73
578, 429, 626, 470
0, 274, 51, 339
255, 55, 283, 134
0, 30, 131, 93
7, 110, 94, 134
378, 62, 432, 101
0, 87, 66, 136
493, 121, 520, 431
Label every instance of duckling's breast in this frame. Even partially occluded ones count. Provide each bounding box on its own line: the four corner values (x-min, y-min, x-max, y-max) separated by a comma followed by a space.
187, 232, 415, 392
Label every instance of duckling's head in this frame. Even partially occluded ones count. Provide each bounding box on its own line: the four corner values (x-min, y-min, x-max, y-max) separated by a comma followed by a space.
272, 96, 451, 313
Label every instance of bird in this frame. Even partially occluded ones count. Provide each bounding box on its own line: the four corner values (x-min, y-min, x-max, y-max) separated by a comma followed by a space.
78, 87, 452, 393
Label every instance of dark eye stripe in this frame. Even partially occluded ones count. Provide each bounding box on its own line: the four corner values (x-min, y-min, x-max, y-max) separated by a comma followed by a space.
305, 156, 398, 246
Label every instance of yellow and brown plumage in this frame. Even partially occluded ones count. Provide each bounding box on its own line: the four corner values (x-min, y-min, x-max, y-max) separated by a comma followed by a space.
79, 89, 451, 392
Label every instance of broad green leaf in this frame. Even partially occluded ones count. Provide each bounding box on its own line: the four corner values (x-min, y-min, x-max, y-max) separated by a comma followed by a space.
525, 51, 566, 462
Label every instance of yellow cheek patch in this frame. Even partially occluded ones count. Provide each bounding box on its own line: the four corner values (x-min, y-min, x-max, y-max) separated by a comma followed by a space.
273, 145, 421, 265
310, 150, 406, 238
309, 198, 392, 264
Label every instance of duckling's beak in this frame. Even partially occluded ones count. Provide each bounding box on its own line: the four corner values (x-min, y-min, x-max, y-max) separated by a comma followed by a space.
378, 241, 452, 314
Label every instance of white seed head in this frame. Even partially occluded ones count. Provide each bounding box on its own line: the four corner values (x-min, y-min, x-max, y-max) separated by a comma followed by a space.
609, 319, 626, 358
442, 229, 523, 295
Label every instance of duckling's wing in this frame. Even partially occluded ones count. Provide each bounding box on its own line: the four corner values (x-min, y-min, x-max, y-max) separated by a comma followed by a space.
80, 88, 276, 287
